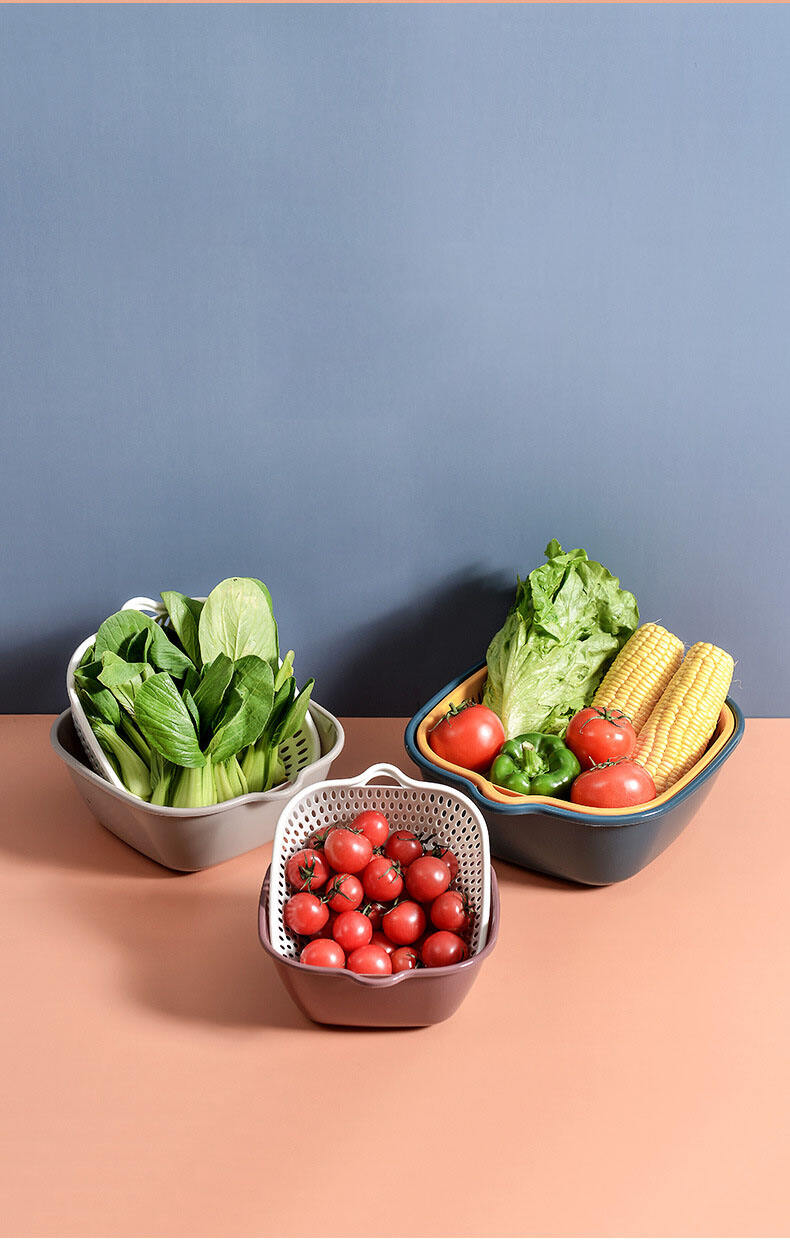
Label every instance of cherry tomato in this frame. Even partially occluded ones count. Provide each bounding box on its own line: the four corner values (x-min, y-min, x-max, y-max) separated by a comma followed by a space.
347, 945, 392, 976
370, 930, 396, 956
391, 946, 419, 973
382, 900, 427, 946
283, 892, 327, 937
350, 809, 390, 848
421, 930, 468, 967
428, 702, 505, 772
323, 827, 373, 875
300, 939, 345, 968
430, 890, 471, 934
363, 901, 387, 930
306, 826, 332, 850
571, 760, 656, 808
325, 873, 364, 912
362, 857, 404, 903
431, 845, 459, 882
332, 910, 373, 953
285, 848, 329, 893
405, 856, 451, 904
386, 830, 423, 868
565, 707, 637, 770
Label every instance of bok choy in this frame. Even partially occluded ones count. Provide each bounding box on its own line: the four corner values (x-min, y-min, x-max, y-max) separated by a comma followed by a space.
74, 577, 315, 808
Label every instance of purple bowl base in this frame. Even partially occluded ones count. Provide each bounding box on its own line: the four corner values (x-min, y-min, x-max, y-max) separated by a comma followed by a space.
259, 867, 500, 1028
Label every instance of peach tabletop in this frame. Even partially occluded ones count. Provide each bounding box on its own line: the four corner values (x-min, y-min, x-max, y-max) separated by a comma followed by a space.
1, 714, 788, 1237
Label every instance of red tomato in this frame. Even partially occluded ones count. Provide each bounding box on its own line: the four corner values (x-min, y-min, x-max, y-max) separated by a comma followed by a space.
347, 945, 392, 976
300, 939, 345, 968
431, 844, 459, 882
370, 930, 396, 956
386, 830, 423, 868
332, 910, 373, 953
363, 901, 387, 930
323, 827, 373, 875
382, 900, 427, 946
421, 931, 468, 967
428, 702, 505, 772
325, 873, 364, 912
362, 857, 404, 903
350, 809, 390, 848
429, 890, 471, 934
285, 848, 329, 893
283, 892, 328, 937
571, 759, 656, 808
565, 707, 637, 770
391, 946, 419, 973
306, 826, 332, 850
405, 856, 451, 904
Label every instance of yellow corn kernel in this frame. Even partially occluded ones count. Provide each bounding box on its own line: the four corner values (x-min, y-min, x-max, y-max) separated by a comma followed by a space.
593, 623, 685, 734
634, 641, 734, 794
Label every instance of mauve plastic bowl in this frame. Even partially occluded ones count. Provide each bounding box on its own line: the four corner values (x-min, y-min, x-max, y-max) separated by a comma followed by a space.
405, 662, 746, 886
258, 866, 500, 1028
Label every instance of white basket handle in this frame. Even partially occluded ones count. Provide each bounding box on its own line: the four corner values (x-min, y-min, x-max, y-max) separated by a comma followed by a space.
121, 596, 163, 616
346, 763, 426, 789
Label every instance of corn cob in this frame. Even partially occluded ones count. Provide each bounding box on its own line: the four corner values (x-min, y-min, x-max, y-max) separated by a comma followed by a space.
592, 623, 685, 734
634, 641, 734, 794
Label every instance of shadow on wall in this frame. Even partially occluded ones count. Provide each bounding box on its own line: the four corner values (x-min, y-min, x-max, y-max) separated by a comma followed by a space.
0, 623, 98, 714
0, 573, 516, 716
314, 565, 515, 717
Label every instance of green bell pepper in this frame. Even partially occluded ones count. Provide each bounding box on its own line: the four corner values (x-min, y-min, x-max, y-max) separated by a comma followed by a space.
489, 732, 581, 798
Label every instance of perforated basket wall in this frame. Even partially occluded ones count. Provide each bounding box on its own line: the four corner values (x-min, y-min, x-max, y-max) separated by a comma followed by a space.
269, 763, 492, 962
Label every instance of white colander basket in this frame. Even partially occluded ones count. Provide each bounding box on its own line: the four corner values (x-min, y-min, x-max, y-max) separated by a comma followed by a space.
66, 594, 321, 797
269, 763, 492, 960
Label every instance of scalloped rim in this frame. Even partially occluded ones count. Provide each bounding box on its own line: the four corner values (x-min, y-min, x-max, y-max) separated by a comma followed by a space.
405, 663, 744, 825
51, 703, 345, 819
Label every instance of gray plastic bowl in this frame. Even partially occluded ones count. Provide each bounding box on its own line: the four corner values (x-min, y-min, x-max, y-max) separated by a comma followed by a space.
258, 866, 500, 1028
51, 705, 345, 872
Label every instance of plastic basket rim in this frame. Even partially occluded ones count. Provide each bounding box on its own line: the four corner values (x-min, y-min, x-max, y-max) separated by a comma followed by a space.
51, 704, 345, 819
404, 661, 746, 827
267, 762, 492, 956
258, 864, 500, 989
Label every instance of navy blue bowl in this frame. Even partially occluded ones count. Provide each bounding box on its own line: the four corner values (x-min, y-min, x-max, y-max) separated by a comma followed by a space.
404, 663, 745, 886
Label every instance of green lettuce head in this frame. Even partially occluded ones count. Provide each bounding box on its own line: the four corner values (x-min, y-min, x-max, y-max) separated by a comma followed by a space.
483, 539, 639, 738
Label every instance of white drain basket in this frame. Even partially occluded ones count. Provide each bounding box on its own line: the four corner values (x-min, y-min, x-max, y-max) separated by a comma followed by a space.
67, 594, 322, 798
269, 763, 492, 960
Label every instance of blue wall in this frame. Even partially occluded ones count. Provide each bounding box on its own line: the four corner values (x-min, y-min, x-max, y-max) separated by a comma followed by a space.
1, 5, 788, 715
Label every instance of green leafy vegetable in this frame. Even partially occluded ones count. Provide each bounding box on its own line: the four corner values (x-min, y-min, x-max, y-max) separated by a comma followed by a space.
94, 609, 156, 659
270, 680, 314, 747
74, 576, 315, 808
133, 672, 206, 768
90, 719, 153, 800
93, 608, 193, 678
207, 655, 275, 764
198, 578, 277, 666
96, 652, 152, 716
161, 591, 202, 669
145, 625, 195, 679
483, 539, 638, 738
192, 654, 235, 737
